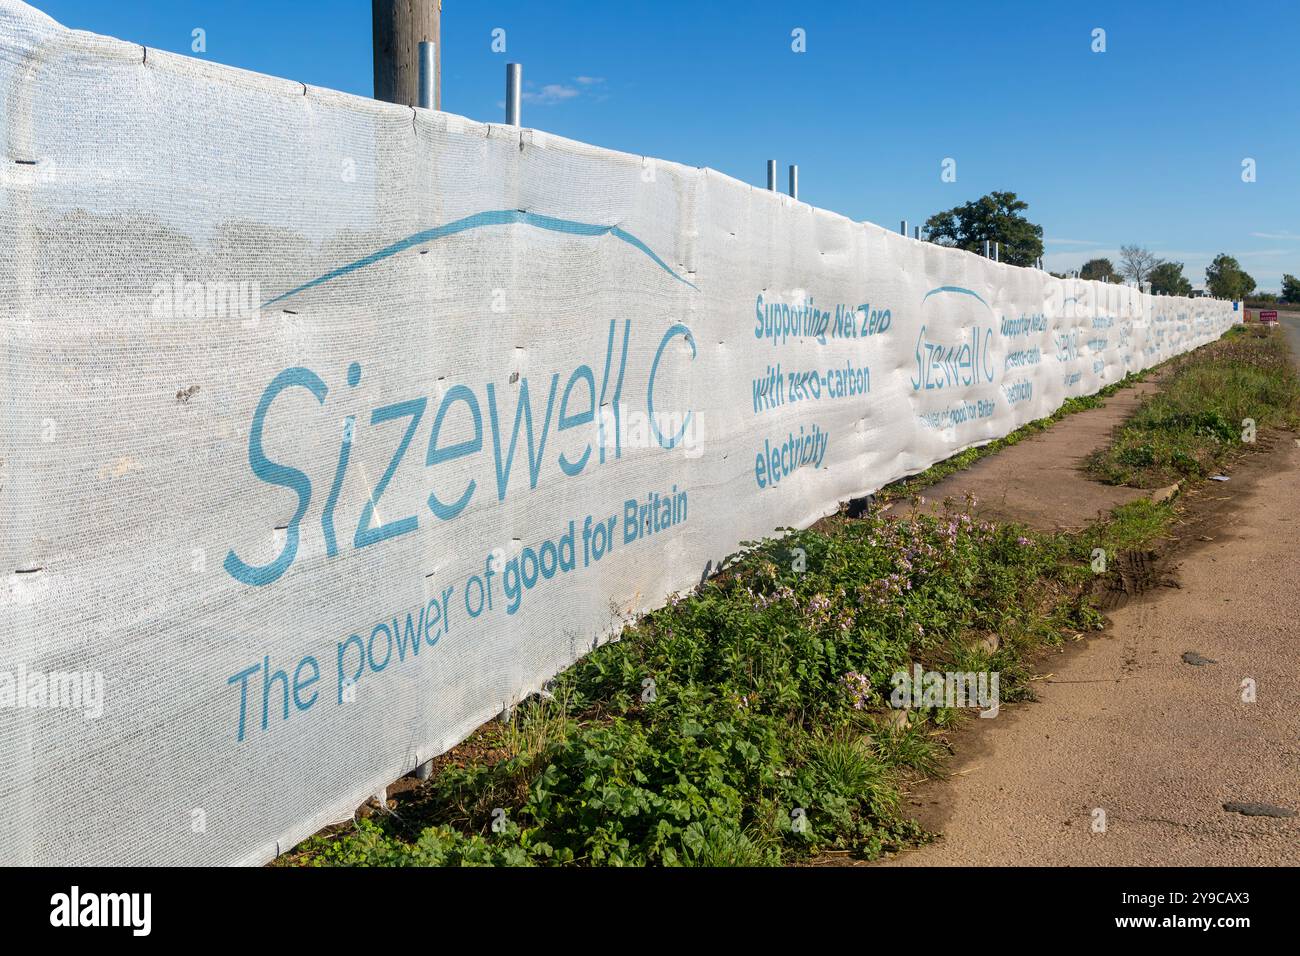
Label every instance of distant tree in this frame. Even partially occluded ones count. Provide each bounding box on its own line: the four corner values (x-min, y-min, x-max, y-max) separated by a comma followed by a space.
1205, 254, 1256, 300
1282, 273, 1300, 304
1148, 261, 1193, 296
923, 191, 1044, 267
1079, 258, 1119, 282
1118, 245, 1164, 287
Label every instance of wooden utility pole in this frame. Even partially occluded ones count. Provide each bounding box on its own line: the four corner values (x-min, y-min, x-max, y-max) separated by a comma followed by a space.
372, 0, 440, 109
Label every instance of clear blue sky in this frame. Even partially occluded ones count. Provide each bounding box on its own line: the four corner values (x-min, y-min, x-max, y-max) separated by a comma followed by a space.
27, 0, 1300, 291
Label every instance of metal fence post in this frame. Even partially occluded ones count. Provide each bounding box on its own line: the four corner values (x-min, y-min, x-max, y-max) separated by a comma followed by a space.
767, 160, 777, 191
417, 41, 437, 110
788, 164, 798, 200
505, 63, 522, 125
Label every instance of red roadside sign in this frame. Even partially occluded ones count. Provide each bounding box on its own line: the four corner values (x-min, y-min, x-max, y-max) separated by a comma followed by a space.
1261, 310, 1279, 324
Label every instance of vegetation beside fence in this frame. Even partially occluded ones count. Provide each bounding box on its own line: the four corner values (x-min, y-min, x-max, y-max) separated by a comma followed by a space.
1086, 327, 1300, 487
281, 328, 1296, 867
286, 499, 1105, 866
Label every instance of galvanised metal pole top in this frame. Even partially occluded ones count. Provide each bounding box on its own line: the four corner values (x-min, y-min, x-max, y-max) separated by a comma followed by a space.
788, 164, 798, 200
505, 63, 522, 126
417, 41, 437, 110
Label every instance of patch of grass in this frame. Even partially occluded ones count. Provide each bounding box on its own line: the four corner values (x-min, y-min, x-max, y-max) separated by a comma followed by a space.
1085, 329, 1300, 488
1087, 499, 1176, 555
871, 718, 946, 778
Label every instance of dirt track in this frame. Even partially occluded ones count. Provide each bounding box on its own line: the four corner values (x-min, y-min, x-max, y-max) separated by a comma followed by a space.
878, 322, 1300, 866
899, 380, 1157, 531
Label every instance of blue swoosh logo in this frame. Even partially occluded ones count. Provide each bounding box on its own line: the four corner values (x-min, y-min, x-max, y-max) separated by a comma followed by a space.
922, 285, 992, 311
262, 209, 699, 309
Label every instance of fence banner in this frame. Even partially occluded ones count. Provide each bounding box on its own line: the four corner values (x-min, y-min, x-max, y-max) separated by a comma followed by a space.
0, 0, 1237, 864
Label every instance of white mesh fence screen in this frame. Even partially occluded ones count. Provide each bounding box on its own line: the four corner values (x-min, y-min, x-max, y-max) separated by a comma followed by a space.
0, 1, 1237, 864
